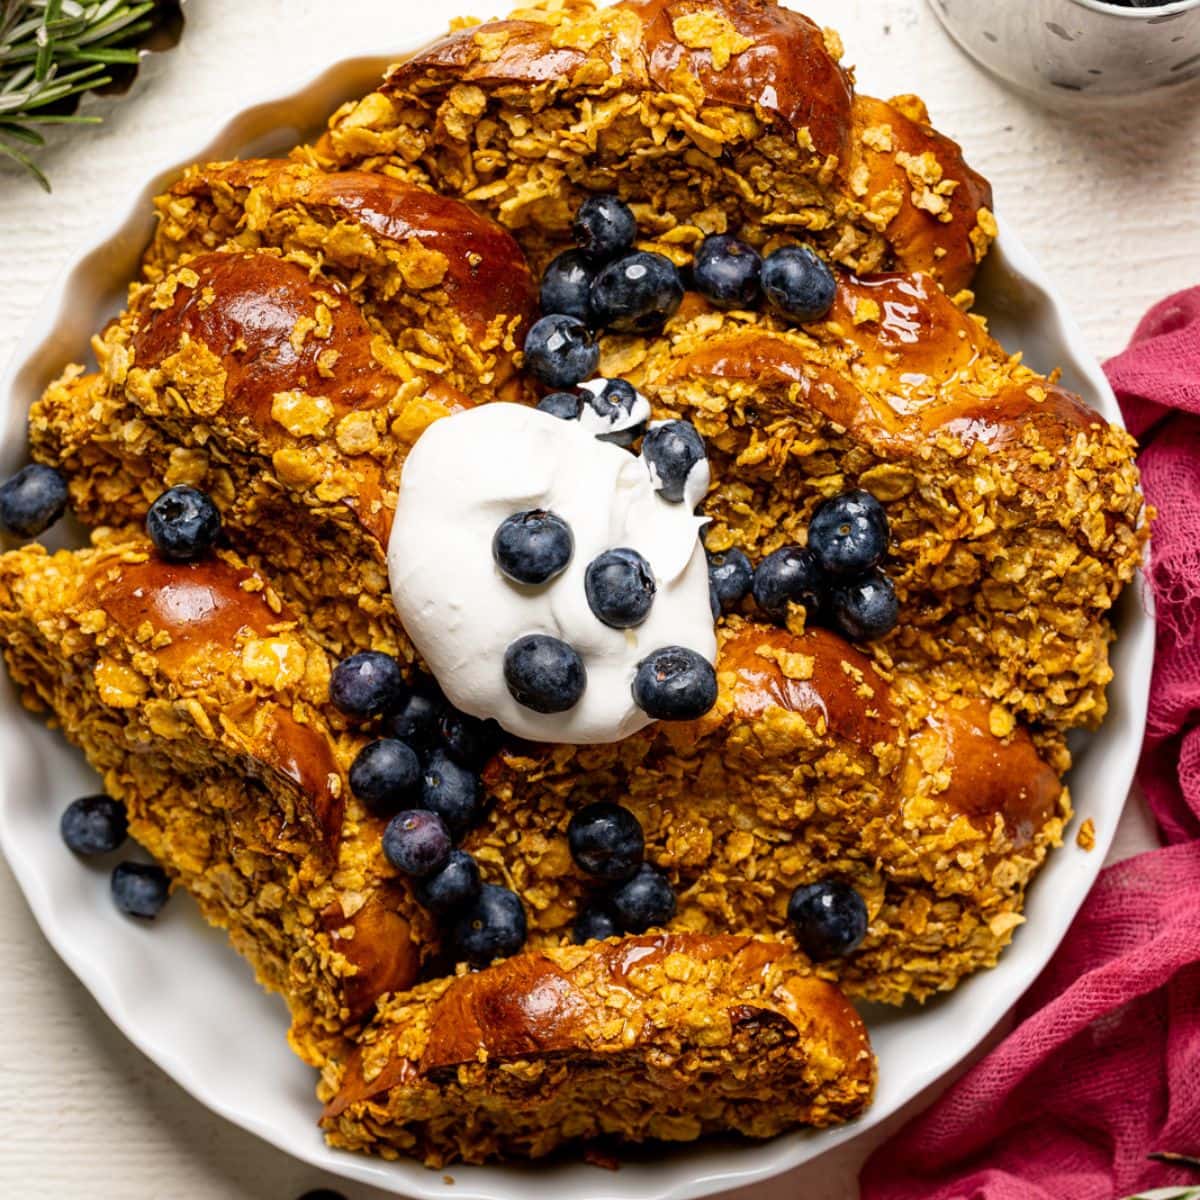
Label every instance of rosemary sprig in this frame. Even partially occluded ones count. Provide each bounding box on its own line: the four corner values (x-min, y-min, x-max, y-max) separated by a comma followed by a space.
0, 0, 162, 191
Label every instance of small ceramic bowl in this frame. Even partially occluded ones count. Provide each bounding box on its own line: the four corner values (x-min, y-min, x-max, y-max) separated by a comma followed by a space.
929, 0, 1200, 101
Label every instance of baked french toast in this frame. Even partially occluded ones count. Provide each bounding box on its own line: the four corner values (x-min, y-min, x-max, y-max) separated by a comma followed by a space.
0, 0, 1146, 1170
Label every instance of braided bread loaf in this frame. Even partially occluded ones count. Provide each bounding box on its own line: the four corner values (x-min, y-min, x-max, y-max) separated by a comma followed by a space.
0, 0, 1145, 1168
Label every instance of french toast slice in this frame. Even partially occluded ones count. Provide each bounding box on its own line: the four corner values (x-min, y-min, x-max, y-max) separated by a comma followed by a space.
315, 0, 995, 295
319, 934, 874, 1165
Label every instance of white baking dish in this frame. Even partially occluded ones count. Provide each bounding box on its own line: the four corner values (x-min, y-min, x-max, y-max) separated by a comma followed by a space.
0, 34, 1154, 1200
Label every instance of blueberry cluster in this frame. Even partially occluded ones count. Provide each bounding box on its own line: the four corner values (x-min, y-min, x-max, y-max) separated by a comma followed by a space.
706, 490, 899, 644
330, 650, 527, 967
691, 234, 838, 325
58, 793, 172, 920
524, 194, 684, 389
566, 802, 677, 942
491, 501, 718, 723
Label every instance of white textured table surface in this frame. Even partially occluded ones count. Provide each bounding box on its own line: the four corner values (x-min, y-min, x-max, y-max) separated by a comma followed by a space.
1, 2, 1196, 1198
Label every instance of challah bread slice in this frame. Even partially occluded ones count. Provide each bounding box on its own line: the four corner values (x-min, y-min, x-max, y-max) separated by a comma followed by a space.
610, 275, 1146, 731
481, 618, 1069, 1005
320, 933, 874, 1165
315, 0, 994, 294
29, 164, 536, 661
0, 534, 433, 1059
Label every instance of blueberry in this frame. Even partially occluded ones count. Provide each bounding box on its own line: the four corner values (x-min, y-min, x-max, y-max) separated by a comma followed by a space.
808, 490, 889, 578
0, 463, 69, 538
692, 234, 763, 310
523, 313, 599, 389
540, 249, 595, 323
642, 420, 706, 503
389, 686, 444, 756
752, 545, 825, 621
573, 193, 637, 264
439, 709, 502, 769
632, 646, 718, 721
145, 485, 221, 562
707, 547, 754, 612
787, 880, 868, 960
709, 580, 721, 620
493, 509, 574, 586
829, 570, 899, 642
111, 861, 170, 919
582, 378, 647, 447
591, 251, 684, 334
349, 738, 421, 815
504, 634, 586, 714
567, 801, 645, 881
609, 863, 676, 934
585, 547, 655, 629
415, 849, 481, 916
573, 904, 620, 944
60, 795, 127, 856
761, 245, 837, 323
382, 809, 452, 878
421, 750, 484, 841
329, 650, 406, 719
537, 391, 584, 421
451, 883, 527, 966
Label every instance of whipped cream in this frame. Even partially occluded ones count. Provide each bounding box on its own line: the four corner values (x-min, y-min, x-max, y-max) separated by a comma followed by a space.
388, 402, 716, 744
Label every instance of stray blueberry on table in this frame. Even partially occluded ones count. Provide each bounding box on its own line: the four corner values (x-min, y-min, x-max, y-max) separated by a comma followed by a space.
590, 251, 684, 334
60, 794, 127, 857
0, 463, 69, 538
540, 249, 596, 323
421, 749, 484, 842
581, 377, 647, 446
537, 391, 584, 421
381, 809, 452, 878
632, 646, 718, 721
349, 738, 421, 815
504, 634, 586, 714
829, 570, 899, 642
761, 244, 837, 323
585, 547, 656, 630
609, 863, 676, 934
808, 490, 889, 578
145, 485, 221, 562
692, 234, 763, 310
415, 849, 482, 916
523, 313, 599, 389
642, 420, 707, 503
438, 709, 502, 769
573, 904, 620, 945
493, 509, 574, 586
752, 545, 825, 621
573, 193, 637, 265
452, 883, 528, 967
111, 861, 170, 919
329, 650, 406, 719
707, 547, 754, 613
787, 880, 868, 960
389, 686, 443, 757
567, 801, 645, 882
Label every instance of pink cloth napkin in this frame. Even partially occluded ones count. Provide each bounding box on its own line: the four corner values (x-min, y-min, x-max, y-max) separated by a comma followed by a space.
859, 289, 1200, 1200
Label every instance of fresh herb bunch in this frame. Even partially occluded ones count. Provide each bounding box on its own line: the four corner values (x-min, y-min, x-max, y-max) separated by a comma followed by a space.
0, 0, 163, 191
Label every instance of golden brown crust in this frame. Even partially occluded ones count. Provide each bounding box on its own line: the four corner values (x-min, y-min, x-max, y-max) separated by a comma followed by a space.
318, 0, 994, 290
320, 934, 874, 1164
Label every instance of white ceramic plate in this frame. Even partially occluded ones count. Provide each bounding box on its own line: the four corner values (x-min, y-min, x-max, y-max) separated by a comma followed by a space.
0, 33, 1154, 1200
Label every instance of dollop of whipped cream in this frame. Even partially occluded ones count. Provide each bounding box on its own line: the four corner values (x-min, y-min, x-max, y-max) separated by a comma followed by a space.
388, 402, 716, 744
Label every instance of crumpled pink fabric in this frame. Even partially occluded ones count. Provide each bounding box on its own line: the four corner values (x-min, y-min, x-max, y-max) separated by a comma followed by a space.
859, 289, 1200, 1200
